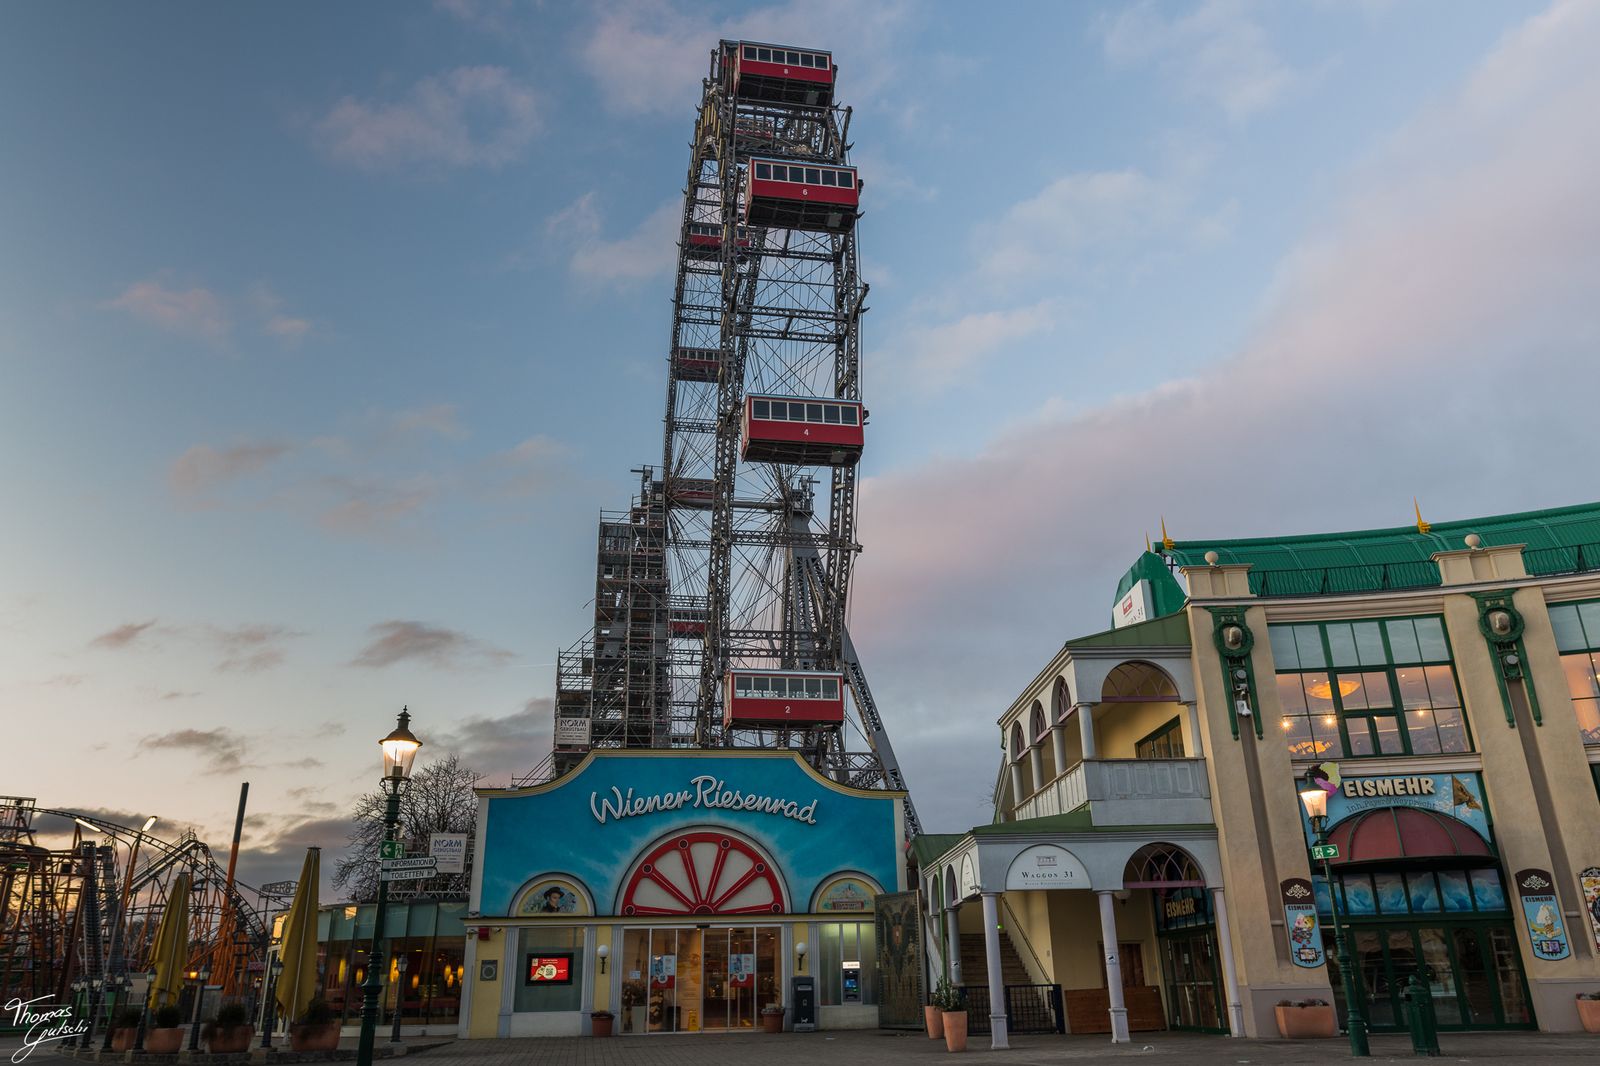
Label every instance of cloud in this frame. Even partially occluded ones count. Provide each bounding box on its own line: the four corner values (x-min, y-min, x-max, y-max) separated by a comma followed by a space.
543, 194, 680, 284
160, 690, 199, 701
853, 0, 1600, 832
35, 807, 152, 832
169, 442, 290, 497
975, 169, 1182, 282
104, 280, 230, 342
314, 66, 539, 171
490, 435, 571, 497
351, 621, 515, 670
232, 815, 354, 894
138, 727, 249, 774
1099, 0, 1301, 120
895, 300, 1057, 391
89, 620, 158, 650
431, 698, 552, 783
247, 284, 313, 345
382, 404, 465, 440
46, 673, 86, 687
209, 623, 300, 673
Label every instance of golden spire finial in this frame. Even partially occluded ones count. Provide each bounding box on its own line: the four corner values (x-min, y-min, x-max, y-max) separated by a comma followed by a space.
1414, 498, 1431, 534
1160, 517, 1174, 551
1145, 531, 1152, 553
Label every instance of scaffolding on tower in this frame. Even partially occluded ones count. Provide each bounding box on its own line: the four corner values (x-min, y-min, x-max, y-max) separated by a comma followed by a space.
529, 41, 919, 837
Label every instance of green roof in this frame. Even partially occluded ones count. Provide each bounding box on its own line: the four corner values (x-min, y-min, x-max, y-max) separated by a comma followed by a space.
1112, 550, 1188, 623
910, 833, 966, 867
1064, 611, 1191, 651
1161, 501, 1600, 596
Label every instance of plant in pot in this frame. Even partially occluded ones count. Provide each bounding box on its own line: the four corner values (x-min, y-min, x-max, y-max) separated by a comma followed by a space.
145, 1003, 185, 1054
590, 1009, 615, 1038
110, 1007, 144, 1052
289, 998, 340, 1051
1273, 998, 1336, 1038
621, 980, 648, 1034
760, 1001, 785, 1034
932, 977, 967, 1053
202, 1001, 255, 1053
923, 986, 944, 1040
1578, 991, 1600, 1034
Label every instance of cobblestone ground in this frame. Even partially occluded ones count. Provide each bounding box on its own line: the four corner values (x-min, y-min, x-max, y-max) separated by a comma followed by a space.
396, 1029, 1598, 1066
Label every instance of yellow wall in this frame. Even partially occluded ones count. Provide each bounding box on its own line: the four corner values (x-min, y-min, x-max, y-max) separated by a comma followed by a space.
466, 929, 505, 1039
591, 926, 613, 1012
1095, 701, 1189, 759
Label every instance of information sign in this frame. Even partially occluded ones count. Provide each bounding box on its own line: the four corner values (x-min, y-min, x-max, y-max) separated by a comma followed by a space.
381, 856, 437, 871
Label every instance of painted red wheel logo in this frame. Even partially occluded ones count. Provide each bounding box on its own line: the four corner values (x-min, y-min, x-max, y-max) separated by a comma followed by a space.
619, 831, 785, 916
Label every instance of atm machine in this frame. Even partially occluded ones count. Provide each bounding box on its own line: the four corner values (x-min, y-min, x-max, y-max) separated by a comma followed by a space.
841, 960, 861, 1003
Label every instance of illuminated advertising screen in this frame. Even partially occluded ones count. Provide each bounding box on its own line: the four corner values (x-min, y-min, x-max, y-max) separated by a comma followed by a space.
526, 953, 573, 985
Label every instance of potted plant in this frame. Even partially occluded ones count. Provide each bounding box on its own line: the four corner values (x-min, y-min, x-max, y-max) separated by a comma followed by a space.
760, 1002, 785, 1034
621, 981, 648, 1034
110, 1007, 143, 1052
590, 1009, 615, 1037
924, 990, 944, 1039
202, 1001, 255, 1053
145, 1004, 185, 1053
932, 977, 967, 1052
1578, 991, 1600, 1034
1274, 998, 1336, 1038
289, 998, 340, 1051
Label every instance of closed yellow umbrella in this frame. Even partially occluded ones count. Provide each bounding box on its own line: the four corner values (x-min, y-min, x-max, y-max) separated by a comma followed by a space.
275, 847, 322, 1024
146, 872, 191, 1010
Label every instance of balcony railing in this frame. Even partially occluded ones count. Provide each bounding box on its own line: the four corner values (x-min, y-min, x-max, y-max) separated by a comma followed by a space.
1013, 758, 1212, 826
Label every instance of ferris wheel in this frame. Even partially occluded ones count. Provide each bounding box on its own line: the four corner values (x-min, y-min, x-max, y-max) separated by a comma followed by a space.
549, 41, 917, 834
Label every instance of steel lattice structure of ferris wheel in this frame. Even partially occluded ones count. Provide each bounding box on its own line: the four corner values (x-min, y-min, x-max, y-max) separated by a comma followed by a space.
653, 41, 919, 833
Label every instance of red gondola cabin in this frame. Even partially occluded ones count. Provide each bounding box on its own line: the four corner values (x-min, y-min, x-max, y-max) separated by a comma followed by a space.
723, 41, 834, 107
723, 670, 845, 729
684, 222, 752, 259
744, 159, 858, 233
671, 346, 720, 382
741, 395, 863, 466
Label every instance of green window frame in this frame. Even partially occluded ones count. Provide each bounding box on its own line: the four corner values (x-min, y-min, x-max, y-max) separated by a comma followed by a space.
1135, 717, 1185, 759
1268, 617, 1473, 760
1547, 600, 1600, 745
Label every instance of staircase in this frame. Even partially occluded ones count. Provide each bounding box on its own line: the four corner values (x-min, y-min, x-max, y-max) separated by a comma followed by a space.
958, 932, 1032, 987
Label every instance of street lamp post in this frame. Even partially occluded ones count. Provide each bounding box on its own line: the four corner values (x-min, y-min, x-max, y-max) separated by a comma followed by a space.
260, 955, 282, 1049
1299, 776, 1369, 1057
390, 954, 408, 1044
187, 966, 211, 1051
355, 709, 422, 1066
133, 969, 156, 1052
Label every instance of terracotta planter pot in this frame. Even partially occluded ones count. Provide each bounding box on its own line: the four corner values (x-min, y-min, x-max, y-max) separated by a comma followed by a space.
1274, 1004, 1336, 1038
144, 1027, 184, 1054
289, 1021, 341, 1051
942, 1010, 968, 1052
761, 1009, 785, 1033
924, 1005, 943, 1039
110, 1028, 137, 1052
590, 1013, 614, 1037
204, 1024, 255, 1053
1578, 998, 1600, 1034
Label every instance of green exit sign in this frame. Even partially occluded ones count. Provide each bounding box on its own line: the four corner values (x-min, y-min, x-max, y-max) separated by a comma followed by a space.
379, 840, 405, 860
1311, 843, 1340, 861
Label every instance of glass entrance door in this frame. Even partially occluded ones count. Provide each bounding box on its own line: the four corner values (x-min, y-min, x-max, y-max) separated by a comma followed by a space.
1159, 929, 1223, 1032
620, 926, 780, 1034
1329, 921, 1534, 1030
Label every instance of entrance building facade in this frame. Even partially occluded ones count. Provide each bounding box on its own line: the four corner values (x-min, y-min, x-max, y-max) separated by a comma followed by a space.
919, 503, 1600, 1045
460, 750, 907, 1038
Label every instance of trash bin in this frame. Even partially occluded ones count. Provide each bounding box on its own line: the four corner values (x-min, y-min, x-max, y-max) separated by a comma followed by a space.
792, 975, 816, 1032
1401, 971, 1440, 1057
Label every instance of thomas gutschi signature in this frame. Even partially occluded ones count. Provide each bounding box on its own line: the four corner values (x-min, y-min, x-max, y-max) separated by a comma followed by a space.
5, 995, 90, 1063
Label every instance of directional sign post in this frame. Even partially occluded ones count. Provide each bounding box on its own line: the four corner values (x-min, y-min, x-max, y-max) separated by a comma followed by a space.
379, 866, 437, 883
379, 840, 405, 861
381, 856, 437, 870
1311, 843, 1340, 861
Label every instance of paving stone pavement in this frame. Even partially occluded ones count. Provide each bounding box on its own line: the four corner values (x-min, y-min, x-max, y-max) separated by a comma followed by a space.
392, 1030, 1600, 1066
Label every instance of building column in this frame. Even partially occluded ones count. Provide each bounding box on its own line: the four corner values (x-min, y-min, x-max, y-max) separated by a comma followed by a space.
1211, 888, 1244, 1037
1184, 700, 1204, 757
945, 904, 962, 984
1077, 704, 1097, 759
1097, 891, 1129, 1043
981, 892, 1009, 1049
1008, 762, 1025, 810
1051, 725, 1068, 773
1027, 745, 1045, 790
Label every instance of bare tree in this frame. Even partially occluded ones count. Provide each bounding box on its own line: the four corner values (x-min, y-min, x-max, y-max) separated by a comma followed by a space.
333, 753, 479, 903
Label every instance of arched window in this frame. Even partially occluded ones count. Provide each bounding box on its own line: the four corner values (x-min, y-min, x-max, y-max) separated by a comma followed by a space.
1030, 702, 1047, 740
1009, 722, 1026, 761
1102, 661, 1180, 702
1123, 843, 1206, 888
1051, 676, 1072, 721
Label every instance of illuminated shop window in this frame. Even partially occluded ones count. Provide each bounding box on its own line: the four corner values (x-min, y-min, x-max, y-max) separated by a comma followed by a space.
1268, 618, 1471, 760
1548, 601, 1600, 745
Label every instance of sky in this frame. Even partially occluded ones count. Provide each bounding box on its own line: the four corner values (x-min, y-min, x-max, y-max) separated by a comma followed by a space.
4, 0, 1598, 894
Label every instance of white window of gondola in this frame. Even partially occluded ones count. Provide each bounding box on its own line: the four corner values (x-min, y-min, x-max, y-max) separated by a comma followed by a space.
744, 46, 756, 60
838, 172, 853, 188
840, 406, 858, 426
753, 399, 769, 419
756, 162, 771, 180
786, 51, 799, 64
824, 405, 840, 424
735, 676, 752, 694
821, 171, 836, 187
805, 678, 822, 697
799, 53, 813, 67
805, 168, 821, 185
758, 48, 771, 61
823, 679, 839, 699
806, 403, 823, 422
753, 676, 770, 695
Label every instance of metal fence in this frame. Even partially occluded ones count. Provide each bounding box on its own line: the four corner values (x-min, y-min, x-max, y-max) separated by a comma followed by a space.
958, 984, 1065, 1035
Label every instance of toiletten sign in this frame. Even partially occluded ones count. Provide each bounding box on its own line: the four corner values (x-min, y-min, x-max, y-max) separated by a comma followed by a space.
1515, 868, 1570, 961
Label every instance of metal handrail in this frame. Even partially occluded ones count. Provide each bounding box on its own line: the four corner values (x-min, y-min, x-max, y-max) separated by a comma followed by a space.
999, 894, 1052, 987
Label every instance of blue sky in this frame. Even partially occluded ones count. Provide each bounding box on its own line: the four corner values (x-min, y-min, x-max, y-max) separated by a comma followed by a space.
4, 0, 1596, 889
